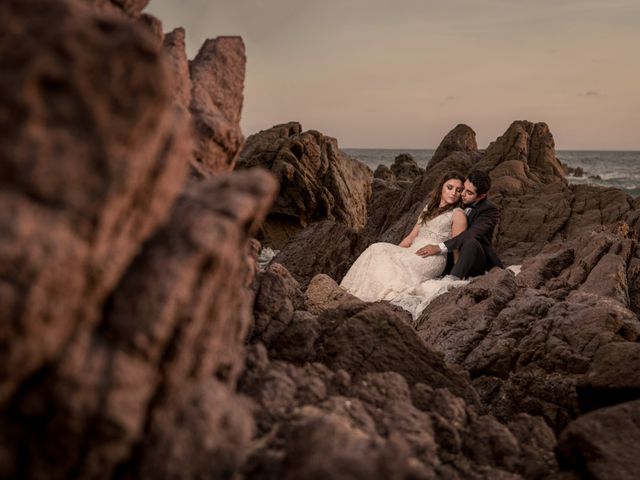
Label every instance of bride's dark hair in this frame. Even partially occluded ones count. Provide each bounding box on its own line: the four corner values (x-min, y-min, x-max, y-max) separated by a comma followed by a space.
419, 171, 465, 224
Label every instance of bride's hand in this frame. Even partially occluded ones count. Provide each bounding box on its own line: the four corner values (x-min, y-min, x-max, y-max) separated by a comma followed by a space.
416, 244, 440, 257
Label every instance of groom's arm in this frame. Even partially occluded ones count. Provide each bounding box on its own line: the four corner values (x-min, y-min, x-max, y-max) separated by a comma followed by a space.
443, 205, 499, 252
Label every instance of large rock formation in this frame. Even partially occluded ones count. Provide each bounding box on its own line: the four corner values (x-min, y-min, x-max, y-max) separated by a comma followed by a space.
236, 122, 373, 248
242, 288, 559, 478
0, 1, 274, 479
0, 0, 190, 405
189, 36, 247, 177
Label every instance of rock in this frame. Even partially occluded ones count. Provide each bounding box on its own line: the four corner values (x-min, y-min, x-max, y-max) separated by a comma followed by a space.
477, 121, 565, 191
313, 302, 481, 406
2, 168, 276, 479
427, 124, 478, 169
236, 122, 373, 249
136, 379, 254, 479
573, 167, 584, 177
250, 262, 304, 345
238, 344, 559, 479
0, 0, 190, 406
390, 153, 423, 181
162, 28, 192, 111
304, 273, 360, 315
273, 220, 363, 289
416, 232, 640, 432
556, 399, 640, 479
189, 36, 246, 176
373, 164, 396, 182
81, 0, 150, 18
577, 342, 640, 412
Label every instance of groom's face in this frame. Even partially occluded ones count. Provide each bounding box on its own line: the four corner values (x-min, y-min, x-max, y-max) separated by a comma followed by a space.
461, 180, 486, 205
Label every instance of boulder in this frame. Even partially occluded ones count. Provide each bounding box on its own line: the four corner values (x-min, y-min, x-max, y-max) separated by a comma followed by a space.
0, 1, 272, 477
236, 122, 373, 249
273, 220, 364, 289
556, 399, 640, 480
390, 153, 423, 181
416, 231, 640, 432
0, 0, 190, 406
189, 36, 246, 176
427, 124, 479, 169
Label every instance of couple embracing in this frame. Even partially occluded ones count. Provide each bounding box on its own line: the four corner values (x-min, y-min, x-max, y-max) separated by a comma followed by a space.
340, 170, 504, 318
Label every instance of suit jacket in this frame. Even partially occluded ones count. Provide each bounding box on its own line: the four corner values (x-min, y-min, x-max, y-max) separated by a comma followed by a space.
443, 198, 504, 272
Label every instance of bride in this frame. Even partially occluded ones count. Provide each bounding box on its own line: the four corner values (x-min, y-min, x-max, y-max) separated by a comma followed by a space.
340, 171, 468, 318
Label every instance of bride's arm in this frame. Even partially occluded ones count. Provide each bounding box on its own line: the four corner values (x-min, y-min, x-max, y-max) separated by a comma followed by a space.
451, 210, 468, 263
399, 224, 419, 248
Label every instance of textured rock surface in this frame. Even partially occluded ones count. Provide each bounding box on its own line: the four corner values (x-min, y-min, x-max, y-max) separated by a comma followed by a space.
189, 36, 247, 176
416, 231, 640, 432
427, 124, 479, 169
0, 1, 273, 478
556, 399, 640, 479
236, 122, 373, 249
0, 0, 190, 405
241, 326, 558, 479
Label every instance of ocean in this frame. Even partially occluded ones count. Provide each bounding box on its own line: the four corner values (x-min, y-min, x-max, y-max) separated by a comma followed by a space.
344, 149, 640, 198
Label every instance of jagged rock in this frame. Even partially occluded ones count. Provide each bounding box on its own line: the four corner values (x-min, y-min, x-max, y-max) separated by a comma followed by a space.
373, 164, 396, 182
556, 399, 640, 479
250, 262, 305, 345
416, 232, 640, 432
390, 153, 423, 181
239, 343, 558, 478
2, 167, 276, 479
236, 122, 373, 249
477, 121, 565, 193
81, 0, 150, 18
427, 124, 478, 169
304, 273, 360, 315
573, 167, 584, 178
273, 220, 363, 289
0, 0, 190, 406
162, 27, 192, 111
189, 36, 246, 176
576, 342, 640, 412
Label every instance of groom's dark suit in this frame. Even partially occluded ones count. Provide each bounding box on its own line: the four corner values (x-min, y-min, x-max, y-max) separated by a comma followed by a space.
443, 198, 504, 278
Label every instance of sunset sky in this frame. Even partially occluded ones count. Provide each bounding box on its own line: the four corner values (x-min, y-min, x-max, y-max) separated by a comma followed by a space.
148, 0, 640, 150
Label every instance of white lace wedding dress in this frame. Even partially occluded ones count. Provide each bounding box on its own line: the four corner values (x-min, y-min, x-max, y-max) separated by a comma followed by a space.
340, 208, 468, 319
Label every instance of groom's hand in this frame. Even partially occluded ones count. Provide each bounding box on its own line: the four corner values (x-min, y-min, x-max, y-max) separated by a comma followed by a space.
416, 244, 440, 257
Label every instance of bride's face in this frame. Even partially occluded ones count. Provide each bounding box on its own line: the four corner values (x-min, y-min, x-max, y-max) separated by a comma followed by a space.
440, 179, 463, 205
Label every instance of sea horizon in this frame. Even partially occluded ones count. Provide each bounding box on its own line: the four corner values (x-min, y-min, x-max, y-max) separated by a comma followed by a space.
344, 148, 640, 198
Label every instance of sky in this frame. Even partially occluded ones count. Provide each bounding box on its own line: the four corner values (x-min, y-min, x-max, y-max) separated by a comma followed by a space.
147, 0, 640, 150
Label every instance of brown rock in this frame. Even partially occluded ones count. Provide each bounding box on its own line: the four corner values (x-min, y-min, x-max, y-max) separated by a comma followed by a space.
577, 342, 640, 412
273, 220, 363, 289
189, 36, 246, 176
81, 0, 150, 18
1, 168, 276, 479
373, 164, 396, 182
477, 121, 565, 191
390, 153, 423, 181
427, 124, 478, 169
0, 0, 190, 405
304, 273, 360, 315
236, 122, 373, 249
416, 233, 640, 432
556, 399, 640, 479
313, 302, 481, 406
162, 27, 192, 110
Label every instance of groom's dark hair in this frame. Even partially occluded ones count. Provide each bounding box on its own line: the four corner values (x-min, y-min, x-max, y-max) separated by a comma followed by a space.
467, 170, 491, 195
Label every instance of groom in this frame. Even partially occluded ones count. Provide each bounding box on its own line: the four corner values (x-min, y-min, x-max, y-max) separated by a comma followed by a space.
417, 169, 504, 279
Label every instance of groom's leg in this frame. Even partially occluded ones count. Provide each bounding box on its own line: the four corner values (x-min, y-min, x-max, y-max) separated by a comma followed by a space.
450, 239, 485, 279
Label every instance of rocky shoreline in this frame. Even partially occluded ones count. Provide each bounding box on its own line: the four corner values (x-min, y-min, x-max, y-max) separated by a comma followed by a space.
1, 1, 639, 479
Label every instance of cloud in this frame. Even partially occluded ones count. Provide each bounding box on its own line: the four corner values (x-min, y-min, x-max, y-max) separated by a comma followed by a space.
582, 90, 603, 97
